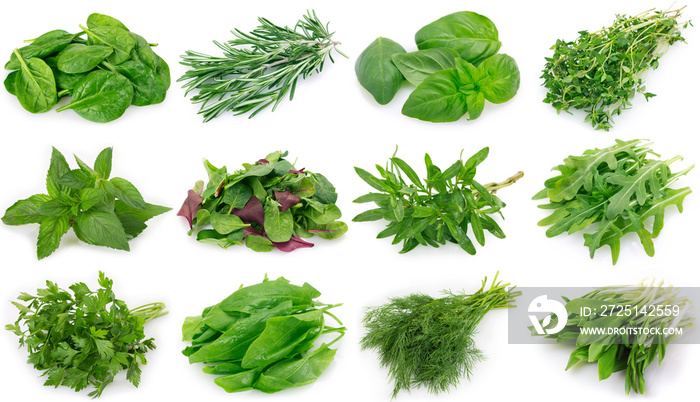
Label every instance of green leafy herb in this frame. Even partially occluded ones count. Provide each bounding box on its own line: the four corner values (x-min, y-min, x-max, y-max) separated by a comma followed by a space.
402, 54, 519, 122
4, 13, 170, 122
355, 37, 406, 105
361, 273, 519, 397
179, 10, 345, 121
414, 11, 501, 65
182, 276, 345, 394
533, 281, 693, 394
178, 151, 347, 252
2, 147, 170, 259
541, 7, 690, 130
354, 148, 522, 253
391, 48, 460, 86
6, 272, 166, 398
534, 139, 693, 264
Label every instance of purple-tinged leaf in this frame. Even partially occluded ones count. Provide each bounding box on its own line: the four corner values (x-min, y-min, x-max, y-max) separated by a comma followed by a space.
274, 190, 301, 212
273, 235, 314, 252
233, 196, 264, 226
290, 168, 306, 174
177, 189, 203, 229
257, 159, 269, 165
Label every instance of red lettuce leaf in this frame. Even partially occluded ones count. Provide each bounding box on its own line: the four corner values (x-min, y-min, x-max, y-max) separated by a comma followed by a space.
177, 189, 203, 229
233, 196, 264, 226
243, 227, 313, 252
273, 236, 314, 252
274, 190, 301, 212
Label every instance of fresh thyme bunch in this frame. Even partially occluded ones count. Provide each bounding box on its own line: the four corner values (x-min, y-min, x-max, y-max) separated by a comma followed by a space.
361, 274, 519, 397
179, 10, 345, 121
542, 7, 690, 130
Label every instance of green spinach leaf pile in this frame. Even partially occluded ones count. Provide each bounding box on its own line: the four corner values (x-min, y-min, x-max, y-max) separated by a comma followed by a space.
1, 147, 171, 259
6, 272, 166, 398
355, 11, 519, 122
178, 151, 347, 252
534, 139, 693, 264
182, 276, 345, 393
4, 13, 170, 122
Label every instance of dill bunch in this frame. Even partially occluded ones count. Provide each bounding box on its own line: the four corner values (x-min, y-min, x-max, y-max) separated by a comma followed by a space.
361, 274, 519, 397
179, 10, 345, 121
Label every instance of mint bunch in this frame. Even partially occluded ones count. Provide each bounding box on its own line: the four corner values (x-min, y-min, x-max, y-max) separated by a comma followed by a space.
2, 147, 170, 259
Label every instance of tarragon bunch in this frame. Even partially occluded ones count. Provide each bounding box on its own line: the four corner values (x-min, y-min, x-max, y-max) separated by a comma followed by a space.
534, 139, 693, 264
353, 148, 523, 254
542, 7, 690, 130
534, 281, 694, 394
1, 147, 170, 259
6, 272, 166, 398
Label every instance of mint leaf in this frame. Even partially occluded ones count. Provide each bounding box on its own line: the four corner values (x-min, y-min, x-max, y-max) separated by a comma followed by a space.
37, 216, 70, 260
58, 169, 92, 189
46, 147, 70, 197
73, 210, 129, 251
79, 188, 107, 211
37, 197, 72, 217
115, 201, 170, 222
94, 147, 113, 179
117, 213, 148, 239
108, 177, 145, 209
2, 194, 50, 225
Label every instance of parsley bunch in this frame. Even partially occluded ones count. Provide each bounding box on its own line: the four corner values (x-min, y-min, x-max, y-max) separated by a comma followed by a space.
6, 272, 166, 398
534, 139, 693, 264
542, 7, 690, 130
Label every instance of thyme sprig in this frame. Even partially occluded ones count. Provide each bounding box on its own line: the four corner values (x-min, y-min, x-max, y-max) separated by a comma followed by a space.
542, 7, 690, 130
179, 10, 345, 121
361, 273, 520, 397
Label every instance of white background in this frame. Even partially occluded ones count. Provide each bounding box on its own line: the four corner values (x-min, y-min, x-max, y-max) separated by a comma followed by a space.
0, 1, 698, 401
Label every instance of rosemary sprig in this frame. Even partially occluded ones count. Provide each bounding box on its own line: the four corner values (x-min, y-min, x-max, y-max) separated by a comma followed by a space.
361, 274, 520, 397
179, 10, 345, 121
541, 7, 690, 130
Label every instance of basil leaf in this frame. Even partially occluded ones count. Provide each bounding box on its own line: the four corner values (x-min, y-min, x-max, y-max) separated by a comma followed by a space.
14, 52, 57, 113
56, 70, 133, 123
355, 37, 406, 105
401, 68, 468, 122
477, 54, 520, 104
415, 11, 501, 65
56, 45, 113, 74
391, 48, 460, 86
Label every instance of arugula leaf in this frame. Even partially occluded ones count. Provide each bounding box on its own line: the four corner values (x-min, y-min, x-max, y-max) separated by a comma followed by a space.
535, 140, 693, 264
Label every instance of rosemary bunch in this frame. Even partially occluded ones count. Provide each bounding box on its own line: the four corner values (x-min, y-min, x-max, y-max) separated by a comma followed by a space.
361, 274, 520, 397
179, 10, 345, 121
542, 7, 690, 130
